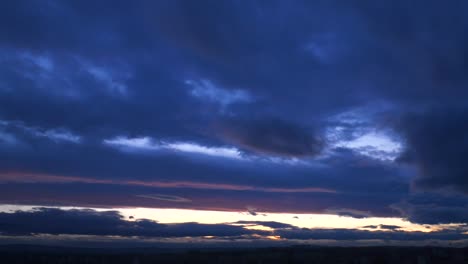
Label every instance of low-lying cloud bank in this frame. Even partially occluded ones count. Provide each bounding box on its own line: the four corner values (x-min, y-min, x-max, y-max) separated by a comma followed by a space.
0, 208, 466, 245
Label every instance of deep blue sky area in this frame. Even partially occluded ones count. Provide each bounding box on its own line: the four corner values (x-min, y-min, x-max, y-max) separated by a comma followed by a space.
0, 0, 467, 247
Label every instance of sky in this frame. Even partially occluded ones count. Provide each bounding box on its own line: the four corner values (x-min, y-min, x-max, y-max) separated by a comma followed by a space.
0, 0, 467, 247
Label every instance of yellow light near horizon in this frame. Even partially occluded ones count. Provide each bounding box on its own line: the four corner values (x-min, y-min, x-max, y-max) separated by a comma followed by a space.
242, 225, 274, 231
114, 207, 441, 233
0, 204, 456, 233
266, 235, 281, 240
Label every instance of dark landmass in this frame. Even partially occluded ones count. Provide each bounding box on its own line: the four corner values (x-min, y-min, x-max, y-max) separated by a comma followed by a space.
0, 245, 467, 264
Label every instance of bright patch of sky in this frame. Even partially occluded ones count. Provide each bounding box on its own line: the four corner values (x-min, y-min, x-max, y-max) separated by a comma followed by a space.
326, 105, 403, 161
332, 131, 403, 161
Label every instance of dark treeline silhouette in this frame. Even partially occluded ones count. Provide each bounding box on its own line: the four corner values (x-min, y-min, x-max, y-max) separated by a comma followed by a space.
0, 246, 467, 264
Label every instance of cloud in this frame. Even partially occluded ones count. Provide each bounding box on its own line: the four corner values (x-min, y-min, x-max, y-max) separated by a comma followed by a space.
325, 105, 403, 161
396, 108, 468, 194
246, 206, 258, 216
0, 119, 81, 144
103, 136, 159, 151
103, 136, 244, 160
186, 79, 252, 107
0, 208, 264, 238
332, 132, 402, 161
362, 224, 401, 231
135, 194, 191, 203
84, 63, 129, 96
235, 221, 295, 229
218, 118, 323, 158
164, 142, 243, 160
324, 208, 373, 219
1, 0, 468, 231
32, 129, 81, 143
0, 131, 18, 145
391, 194, 468, 225
0, 208, 466, 245
0, 172, 337, 196
0, 146, 406, 217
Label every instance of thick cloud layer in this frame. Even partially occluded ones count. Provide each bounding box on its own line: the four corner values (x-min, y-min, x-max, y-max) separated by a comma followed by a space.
397, 108, 468, 194
0, 208, 262, 238
392, 193, 468, 225
0, 0, 468, 241
218, 117, 323, 157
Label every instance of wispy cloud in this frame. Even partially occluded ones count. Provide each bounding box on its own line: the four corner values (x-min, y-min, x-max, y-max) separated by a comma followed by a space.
164, 142, 242, 159
0, 172, 337, 194
103, 136, 243, 159
103, 136, 159, 150
0, 119, 81, 144
136, 194, 192, 203
75, 56, 131, 96
32, 129, 81, 143
86, 65, 128, 95
0, 131, 18, 145
186, 79, 252, 107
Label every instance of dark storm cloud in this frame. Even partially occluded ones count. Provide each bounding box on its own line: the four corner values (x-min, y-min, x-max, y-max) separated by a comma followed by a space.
358, 1, 468, 98
396, 108, 468, 194
0, 1, 194, 140
391, 193, 468, 225
1, 0, 468, 124
0, 0, 365, 135
0, 49, 192, 139
218, 117, 323, 157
